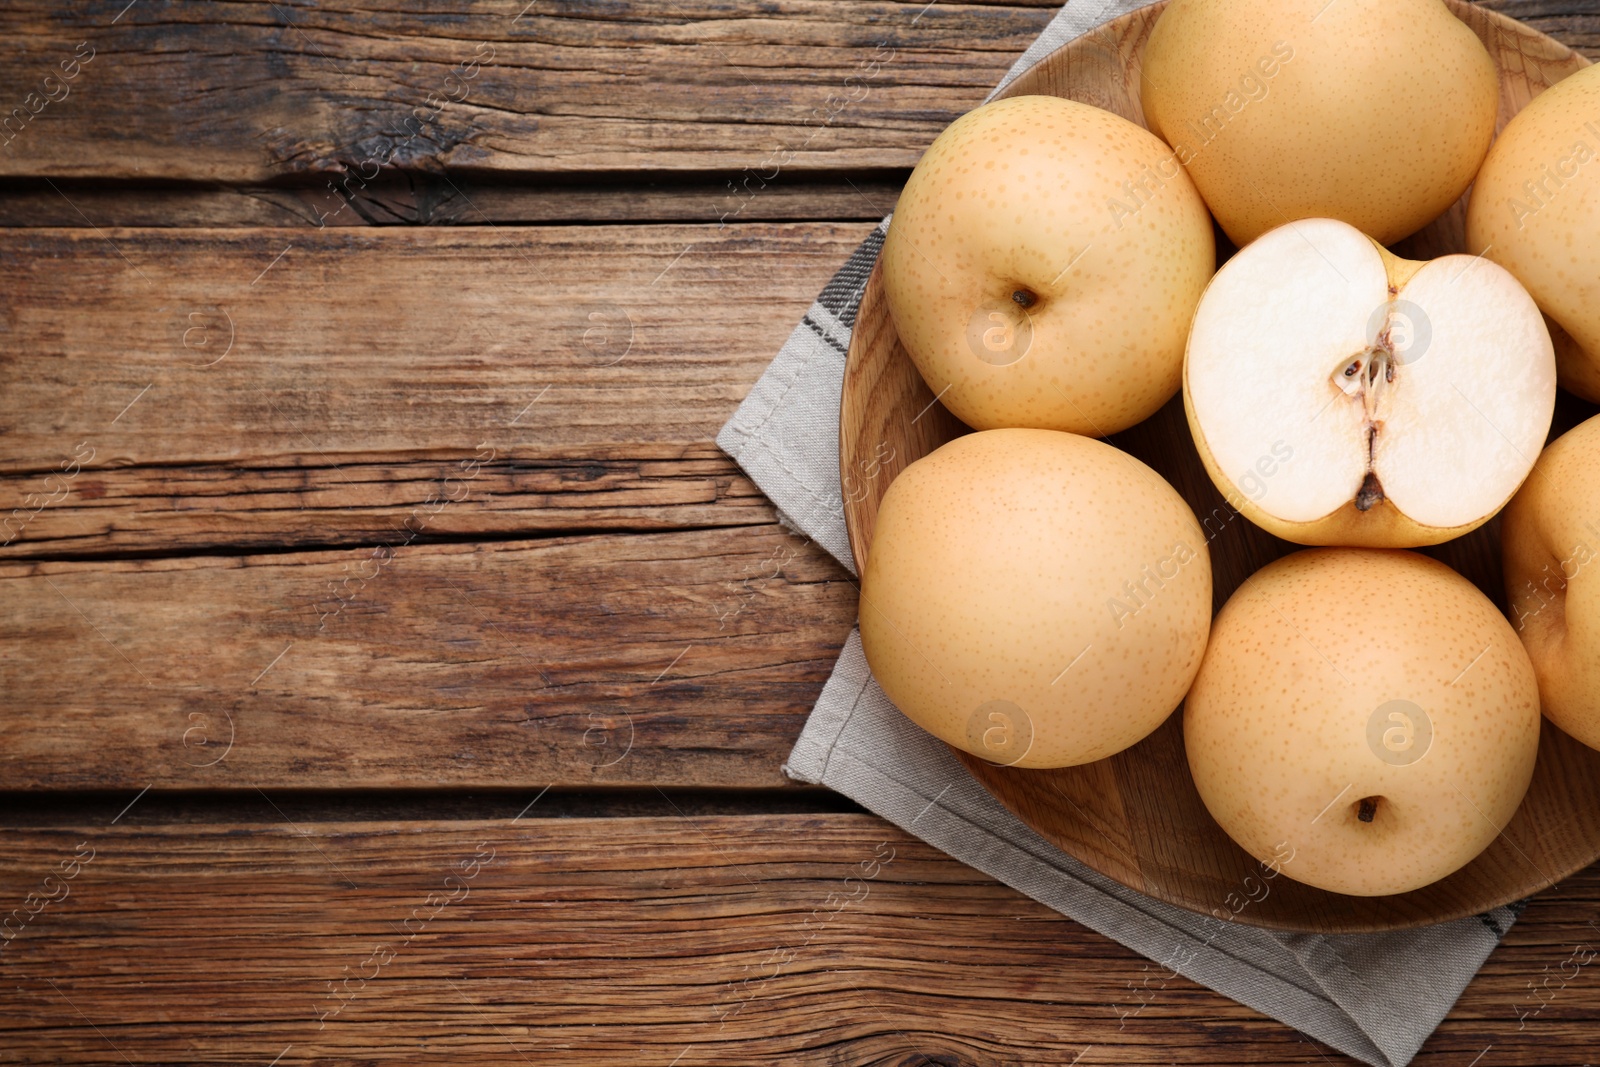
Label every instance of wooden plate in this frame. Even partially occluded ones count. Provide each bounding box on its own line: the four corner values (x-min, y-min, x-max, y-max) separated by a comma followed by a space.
839, 0, 1600, 933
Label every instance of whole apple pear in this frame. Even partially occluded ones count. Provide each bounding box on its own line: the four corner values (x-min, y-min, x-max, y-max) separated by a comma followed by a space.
861, 428, 1211, 768
1468, 64, 1600, 401
881, 95, 1214, 436
1185, 549, 1540, 897
1502, 415, 1600, 750
1141, 0, 1499, 246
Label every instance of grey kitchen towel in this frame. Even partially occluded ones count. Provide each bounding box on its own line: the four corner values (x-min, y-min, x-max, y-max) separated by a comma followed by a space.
716, 2, 1523, 1064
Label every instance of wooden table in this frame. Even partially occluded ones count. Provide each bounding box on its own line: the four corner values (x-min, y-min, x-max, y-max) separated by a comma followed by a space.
2, 2, 1597, 1063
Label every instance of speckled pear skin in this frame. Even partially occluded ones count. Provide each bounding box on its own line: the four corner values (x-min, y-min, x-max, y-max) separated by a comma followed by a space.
1184, 549, 1541, 897
859, 428, 1212, 769
1503, 414, 1600, 751
880, 95, 1214, 437
1468, 64, 1600, 401
1140, 0, 1499, 247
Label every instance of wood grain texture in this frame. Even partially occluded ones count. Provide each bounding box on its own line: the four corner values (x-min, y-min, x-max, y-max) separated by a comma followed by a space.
0, 814, 1597, 1066
0, 2, 1591, 188
1, 448, 778, 560
1483, 0, 1600, 56
0, 0, 1055, 183
0, 524, 855, 791
0, 222, 874, 558
840, 4, 1600, 932
0, 175, 907, 228
837, 264, 969, 566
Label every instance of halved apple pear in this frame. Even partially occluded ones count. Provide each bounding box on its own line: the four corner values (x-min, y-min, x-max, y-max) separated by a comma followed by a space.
1184, 218, 1556, 547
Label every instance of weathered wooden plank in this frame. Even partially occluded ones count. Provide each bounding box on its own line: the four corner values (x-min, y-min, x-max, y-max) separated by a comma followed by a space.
0, 175, 906, 227
0, 2, 1593, 189
0, 0, 1055, 183
0, 221, 856, 466
0, 448, 780, 560
0, 524, 855, 791
0, 222, 869, 557
0, 813, 1594, 1065
0, 786, 866, 825
1483, 0, 1600, 54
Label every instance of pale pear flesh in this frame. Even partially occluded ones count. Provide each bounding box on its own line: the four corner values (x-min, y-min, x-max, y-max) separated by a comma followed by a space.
1185, 218, 1555, 547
